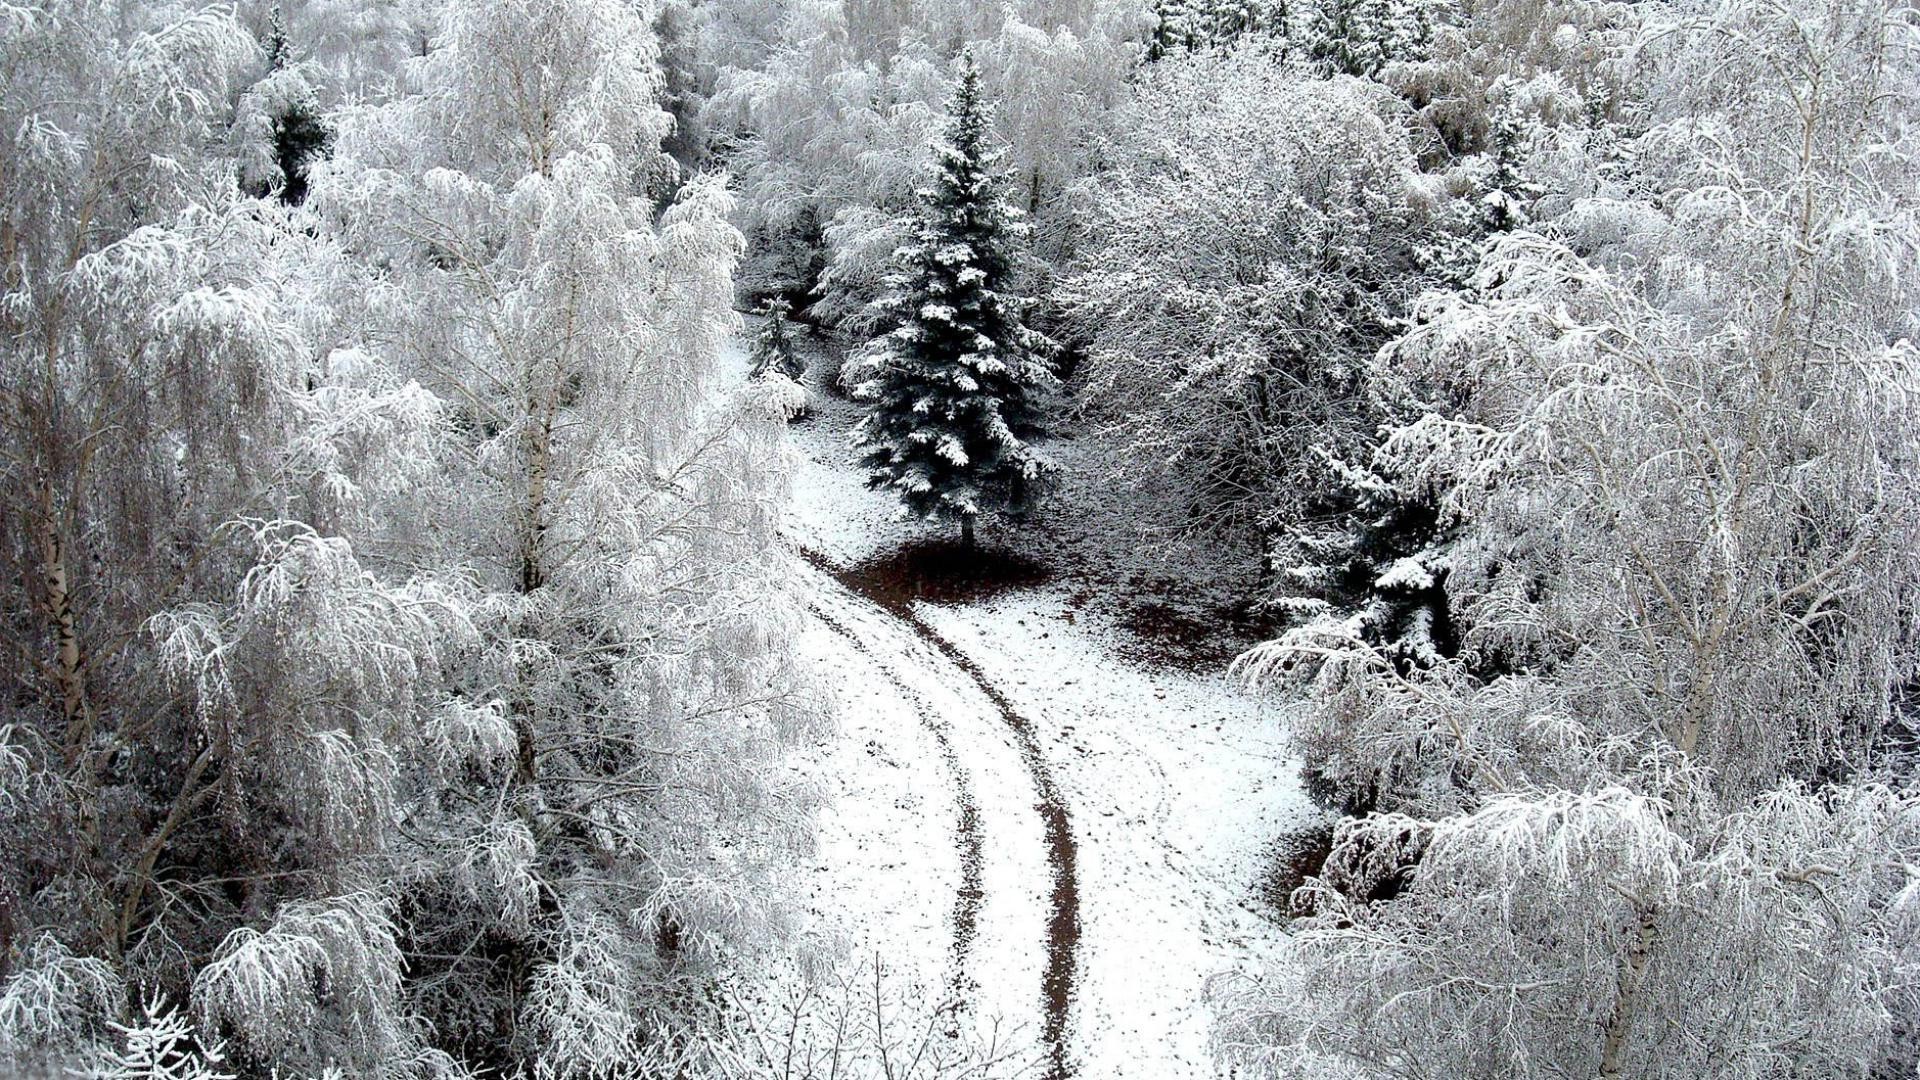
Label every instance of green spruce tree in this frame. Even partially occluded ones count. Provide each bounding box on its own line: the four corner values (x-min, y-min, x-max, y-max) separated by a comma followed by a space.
749, 296, 809, 419
749, 297, 806, 382
252, 5, 330, 206
849, 49, 1056, 549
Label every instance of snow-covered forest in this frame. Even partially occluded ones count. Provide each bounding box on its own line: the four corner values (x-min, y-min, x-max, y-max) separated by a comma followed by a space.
2, 0, 1917, 1077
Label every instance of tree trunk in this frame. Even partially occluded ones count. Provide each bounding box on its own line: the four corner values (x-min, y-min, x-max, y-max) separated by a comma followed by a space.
34, 496, 90, 764
961, 513, 976, 549
520, 414, 552, 594
1599, 900, 1660, 1078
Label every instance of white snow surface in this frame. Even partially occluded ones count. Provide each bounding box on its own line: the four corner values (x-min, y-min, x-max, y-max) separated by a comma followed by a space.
769, 346, 1317, 1077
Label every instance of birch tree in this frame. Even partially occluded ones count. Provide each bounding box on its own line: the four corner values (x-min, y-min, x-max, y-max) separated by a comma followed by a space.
0, 3, 462, 1074
3, 2, 820, 1075
1227, 2, 1920, 1075
316, 0, 820, 1070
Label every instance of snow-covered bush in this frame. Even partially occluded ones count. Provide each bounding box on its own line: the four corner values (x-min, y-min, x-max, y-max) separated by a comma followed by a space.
706, 955, 1039, 1080
1062, 50, 1432, 561
0, 936, 123, 1065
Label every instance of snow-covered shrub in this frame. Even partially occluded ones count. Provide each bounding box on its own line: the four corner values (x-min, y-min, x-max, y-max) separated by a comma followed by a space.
705, 955, 1039, 1080
87, 997, 232, 1080
0, 935, 124, 1065
1062, 49, 1432, 560
193, 894, 408, 1068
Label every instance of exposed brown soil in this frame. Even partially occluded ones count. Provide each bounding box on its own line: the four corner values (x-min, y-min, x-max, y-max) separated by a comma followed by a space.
841, 537, 1054, 610
1257, 820, 1337, 920
1111, 594, 1278, 674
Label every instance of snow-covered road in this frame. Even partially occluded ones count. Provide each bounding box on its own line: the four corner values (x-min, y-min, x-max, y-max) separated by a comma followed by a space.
801, 552, 1074, 1077
778, 386, 1319, 1078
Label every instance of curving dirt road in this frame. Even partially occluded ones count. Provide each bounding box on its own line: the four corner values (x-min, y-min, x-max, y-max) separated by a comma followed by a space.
799, 550, 1081, 1080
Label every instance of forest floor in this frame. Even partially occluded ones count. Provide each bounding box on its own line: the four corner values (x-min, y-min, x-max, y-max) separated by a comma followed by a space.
770, 351, 1323, 1078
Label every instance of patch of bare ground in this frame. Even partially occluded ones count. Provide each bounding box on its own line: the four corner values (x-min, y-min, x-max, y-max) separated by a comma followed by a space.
840, 538, 1055, 610
1256, 820, 1337, 920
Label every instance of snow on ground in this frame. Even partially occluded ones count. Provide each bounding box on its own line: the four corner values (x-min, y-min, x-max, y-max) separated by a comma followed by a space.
915, 593, 1310, 1078
781, 604, 959, 991
764, 341, 1317, 1077
802, 563, 1053, 1033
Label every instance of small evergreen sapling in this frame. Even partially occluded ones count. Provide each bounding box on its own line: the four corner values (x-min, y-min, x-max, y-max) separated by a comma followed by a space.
88, 997, 232, 1080
749, 297, 809, 419
750, 297, 806, 382
848, 50, 1057, 549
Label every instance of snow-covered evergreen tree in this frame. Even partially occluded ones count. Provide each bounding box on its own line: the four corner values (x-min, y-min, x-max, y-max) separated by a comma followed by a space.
750, 297, 806, 383
235, 5, 331, 205
1148, 0, 1289, 59
848, 50, 1056, 548
1299, 0, 1448, 80
706, 2, 1136, 325
749, 297, 809, 420
1270, 447, 1458, 682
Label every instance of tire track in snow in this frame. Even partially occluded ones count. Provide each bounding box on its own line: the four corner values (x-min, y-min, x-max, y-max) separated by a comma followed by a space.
808, 597, 986, 996
800, 547, 1081, 1080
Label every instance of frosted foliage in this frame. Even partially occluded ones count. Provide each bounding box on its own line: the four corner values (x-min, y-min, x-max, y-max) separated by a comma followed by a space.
1063, 51, 1427, 548
85, 997, 232, 1080
522, 912, 651, 1076
4, 0, 811, 1076
1, 5, 456, 1074
706, 0, 1140, 303
417, 0, 669, 181
193, 895, 407, 1066
308, 2, 819, 1073
0, 935, 124, 1059
1229, 2, 1920, 1076
1221, 786, 1920, 1078
0, 5, 256, 251
817, 207, 919, 339
147, 520, 454, 863
259, 0, 417, 100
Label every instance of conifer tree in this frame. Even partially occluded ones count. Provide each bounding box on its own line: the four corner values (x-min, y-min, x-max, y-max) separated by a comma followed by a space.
238, 5, 331, 205
1302, 0, 1442, 80
848, 50, 1056, 549
749, 297, 806, 383
1149, 0, 1289, 59
750, 296, 809, 420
